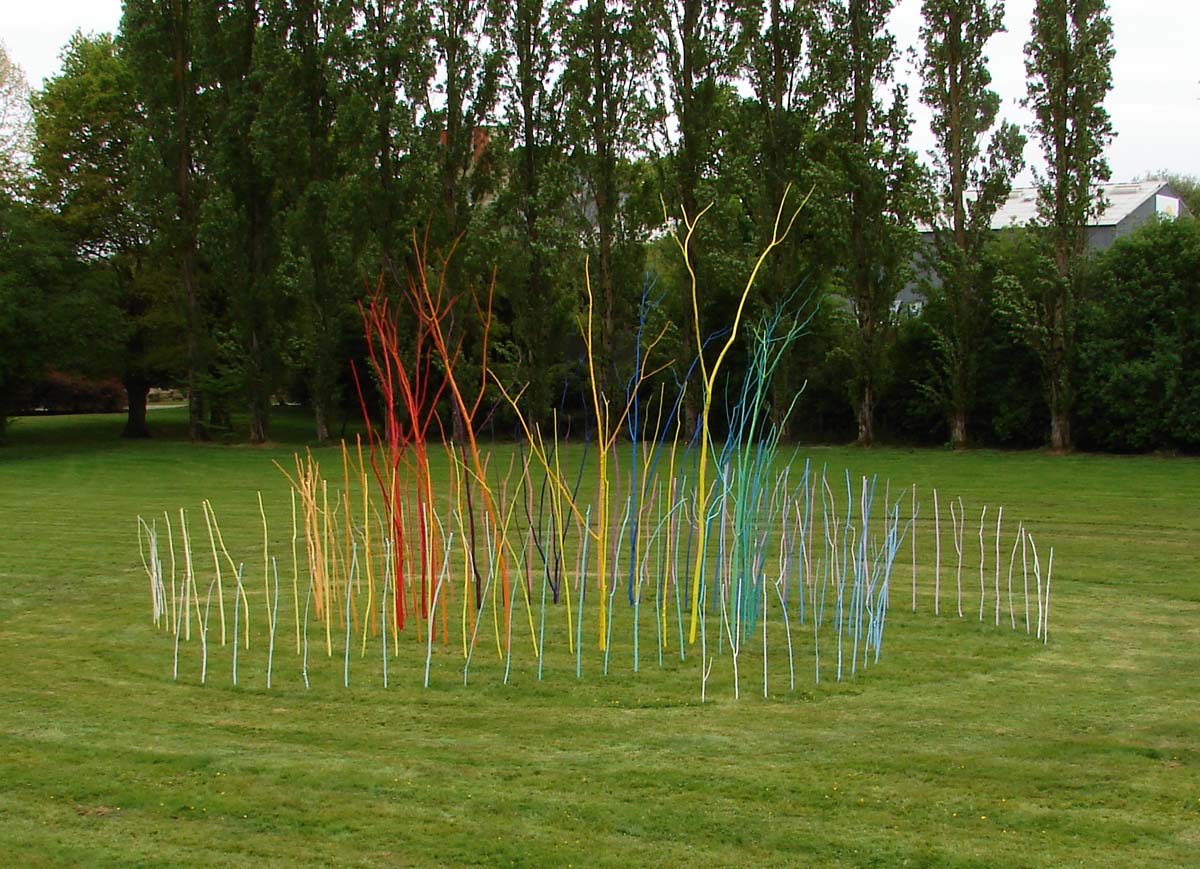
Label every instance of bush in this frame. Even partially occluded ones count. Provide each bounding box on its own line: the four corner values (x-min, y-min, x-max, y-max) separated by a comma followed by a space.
23, 371, 127, 415
1075, 216, 1200, 453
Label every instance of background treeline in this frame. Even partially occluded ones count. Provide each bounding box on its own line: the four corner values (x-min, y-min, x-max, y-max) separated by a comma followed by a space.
1, 0, 1197, 453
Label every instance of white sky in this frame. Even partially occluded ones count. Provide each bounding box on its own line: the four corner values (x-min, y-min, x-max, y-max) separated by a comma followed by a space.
3, 0, 1198, 183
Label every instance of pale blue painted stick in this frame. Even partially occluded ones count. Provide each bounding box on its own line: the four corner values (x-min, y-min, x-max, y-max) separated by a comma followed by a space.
774, 576, 794, 691
576, 506, 590, 679
718, 544, 739, 700
800, 459, 813, 624
301, 573, 313, 690
653, 488, 665, 669
761, 545, 768, 698
463, 516, 495, 687
425, 528, 454, 689
537, 512, 551, 681
674, 485, 689, 661
873, 504, 909, 664
499, 502, 521, 686
502, 557, 519, 685
715, 473, 729, 655
201, 579, 215, 685
635, 485, 678, 673
603, 498, 630, 676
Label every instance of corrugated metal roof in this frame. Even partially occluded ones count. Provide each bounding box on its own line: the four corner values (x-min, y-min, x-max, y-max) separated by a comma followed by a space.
920, 180, 1179, 232
992, 180, 1169, 229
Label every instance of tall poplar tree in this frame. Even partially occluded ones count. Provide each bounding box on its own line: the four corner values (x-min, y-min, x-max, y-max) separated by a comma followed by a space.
122, 0, 210, 439
655, 0, 744, 229
428, 0, 504, 249
1022, 0, 1114, 451
919, 0, 1024, 448
344, 0, 435, 265
822, 0, 922, 445
195, 0, 279, 443
257, 0, 355, 442
655, 0, 746, 433
738, 1, 835, 437
492, 0, 576, 421
562, 0, 656, 398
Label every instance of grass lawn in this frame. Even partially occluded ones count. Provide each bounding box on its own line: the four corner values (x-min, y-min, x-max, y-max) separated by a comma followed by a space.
1, 408, 1197, 866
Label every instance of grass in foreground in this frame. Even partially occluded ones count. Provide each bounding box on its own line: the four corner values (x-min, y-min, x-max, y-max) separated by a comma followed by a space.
1, 409, 1197, 866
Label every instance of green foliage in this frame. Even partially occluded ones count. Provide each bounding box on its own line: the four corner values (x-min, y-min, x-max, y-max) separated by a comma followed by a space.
0, 40, 34, 194
1076, 216, 1200, 452
0, 193, 121, 439
1159, 172, 1200, 219
33, 31, 180, 438
339, 0, 437, 264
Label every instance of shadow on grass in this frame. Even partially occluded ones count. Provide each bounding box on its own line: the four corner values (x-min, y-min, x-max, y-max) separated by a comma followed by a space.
1, 405, 365, 460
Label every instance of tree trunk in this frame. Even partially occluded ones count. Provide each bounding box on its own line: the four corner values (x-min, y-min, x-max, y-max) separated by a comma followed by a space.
210, 402, 232, 434
313, 393, 330, 444
122, 377, 151, 439
857, 382, 875, 446
247, 328, 270, 444
248, 395, 269, 444
1049, 378, 1070, 453
950, 406, 967, 450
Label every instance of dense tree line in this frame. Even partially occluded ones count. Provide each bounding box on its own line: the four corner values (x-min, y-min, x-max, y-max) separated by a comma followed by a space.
1, 1, 1197, 453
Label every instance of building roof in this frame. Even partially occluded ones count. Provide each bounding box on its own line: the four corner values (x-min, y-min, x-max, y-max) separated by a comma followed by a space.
920, 179, 1186, 233
991, 180, 1176, 230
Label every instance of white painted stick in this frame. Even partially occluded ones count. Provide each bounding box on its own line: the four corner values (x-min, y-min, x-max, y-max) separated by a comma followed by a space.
1021, 525, 1030, 633
258, 491, 271, 638
268, 557, 279, 689
164, 511, 177, 637
201, 501, 226, 646
933, 488, 941, 615
994, 506, 1003, 626
911, 483, 918, 612
1006, 525, 1020, 630
949, 498, 963, 618
1030, 534, 1043, 640
978, 506, 987, 621
180, 508, 196, 642
1043, 548, 1053, 644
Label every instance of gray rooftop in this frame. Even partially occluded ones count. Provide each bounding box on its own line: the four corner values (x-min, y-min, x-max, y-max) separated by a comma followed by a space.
991, 180, 1177, 229
921, 179, 1187, 233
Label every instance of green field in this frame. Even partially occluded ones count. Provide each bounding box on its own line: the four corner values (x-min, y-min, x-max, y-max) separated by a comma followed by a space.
1, 409, 1197, 866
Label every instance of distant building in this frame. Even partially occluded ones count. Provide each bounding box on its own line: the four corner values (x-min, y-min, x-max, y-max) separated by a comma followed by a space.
901, 179, 1194, 311
985, 179, 1193, 250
